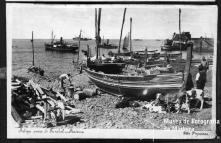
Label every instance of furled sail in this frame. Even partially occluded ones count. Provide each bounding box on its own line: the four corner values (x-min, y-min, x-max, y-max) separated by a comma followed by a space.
122, 33, 129, 50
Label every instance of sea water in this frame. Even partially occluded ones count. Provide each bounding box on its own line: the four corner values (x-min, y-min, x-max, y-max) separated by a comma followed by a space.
12, 39, 213, 75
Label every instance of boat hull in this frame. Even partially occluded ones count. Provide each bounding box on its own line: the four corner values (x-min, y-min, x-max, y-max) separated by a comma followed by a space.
45, 44, 78, 52
88, 63, 126, 74
85, 68, 183, 97
100, 45, 118, 49
161, 44, 188, 51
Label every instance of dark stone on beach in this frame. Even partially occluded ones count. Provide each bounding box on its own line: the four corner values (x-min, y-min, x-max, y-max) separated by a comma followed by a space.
115, 98, 140, 108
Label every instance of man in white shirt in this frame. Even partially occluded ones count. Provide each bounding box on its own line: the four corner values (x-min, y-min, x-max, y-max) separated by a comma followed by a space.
195, 65, 206, 90
59, 73, 71, 91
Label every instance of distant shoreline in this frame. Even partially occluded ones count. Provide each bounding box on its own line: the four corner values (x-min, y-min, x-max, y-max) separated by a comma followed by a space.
12, 38, 214, 40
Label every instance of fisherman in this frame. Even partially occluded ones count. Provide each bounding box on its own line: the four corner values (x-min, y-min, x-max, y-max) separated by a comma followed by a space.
59, 73, 72, 92
199, 56, 209, 72
195, 65, 207, 90
195, 56, 209, 90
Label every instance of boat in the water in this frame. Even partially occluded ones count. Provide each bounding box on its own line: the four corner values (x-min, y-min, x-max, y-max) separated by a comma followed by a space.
161, 32, 193, 51
45, 37, 79, 52
100, 39, 118, 49
134, 39, 142, 41
161, 9, 194, 51
192, 37, 214, 53
73, 35, 92, 41
45, 32, 79, 52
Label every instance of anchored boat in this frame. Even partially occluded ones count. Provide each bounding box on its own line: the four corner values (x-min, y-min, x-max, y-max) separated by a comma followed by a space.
100, 39, 118, 49
45, 32, 79, 52
161, 32, 193, 51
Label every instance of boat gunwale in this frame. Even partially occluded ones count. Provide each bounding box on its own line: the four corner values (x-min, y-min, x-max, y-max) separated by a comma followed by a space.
84, 68, 184, 85
87, 72, 183, 89
85, 67, 183, 78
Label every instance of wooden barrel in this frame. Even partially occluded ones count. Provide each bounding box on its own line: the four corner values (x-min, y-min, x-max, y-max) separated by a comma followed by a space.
83, 88, 97, 97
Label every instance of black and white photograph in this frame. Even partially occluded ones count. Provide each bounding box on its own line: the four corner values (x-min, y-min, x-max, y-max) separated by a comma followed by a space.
7, 4, 217, 139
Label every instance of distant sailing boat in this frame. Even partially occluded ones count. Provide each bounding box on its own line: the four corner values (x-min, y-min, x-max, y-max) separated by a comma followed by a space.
122, 33, 130, 50
28, 31, 45, 76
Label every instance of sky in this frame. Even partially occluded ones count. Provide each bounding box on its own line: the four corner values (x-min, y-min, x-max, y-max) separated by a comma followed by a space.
7, 4, 217, 39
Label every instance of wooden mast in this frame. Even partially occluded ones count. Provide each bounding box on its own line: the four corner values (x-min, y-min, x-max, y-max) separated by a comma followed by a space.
95, 8, 102, 59
51, 30, 53, 45
77, 30, 82, 63
118, 8, 127, 54
179, 8, 182, 55
95, 8, 98, 38
144, 47, 148, 67
95, 8, 98, 59
129, 17, 132, 52
97, 8, 101, 58
182, 44, 193, 91
87, 44, 90, 60
31, 31, 34, 66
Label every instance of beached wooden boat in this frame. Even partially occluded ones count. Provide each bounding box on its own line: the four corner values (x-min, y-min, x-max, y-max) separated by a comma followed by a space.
159, 51, 182, 58
84, 68, 183, 97
132, 50, 160, 60
87, 61, 126, 74
85, 44, 194, 97
84, 9, 196, 97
